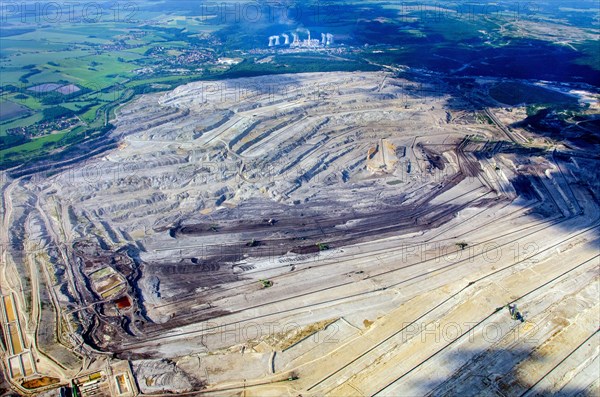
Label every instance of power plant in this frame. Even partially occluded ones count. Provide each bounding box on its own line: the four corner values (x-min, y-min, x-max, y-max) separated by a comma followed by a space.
267, 29, 334, 48
326, 33, 334, 46
268, 35, 280, 47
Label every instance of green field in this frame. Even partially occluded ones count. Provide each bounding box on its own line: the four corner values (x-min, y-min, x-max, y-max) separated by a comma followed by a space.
5, 93, 43, 110
80, 104, 105, 124
489, 82, 580, 106
0, 132, 68, 160
0, 113, 43, 136
0, 100, 30, 123
44, 55, 136, 89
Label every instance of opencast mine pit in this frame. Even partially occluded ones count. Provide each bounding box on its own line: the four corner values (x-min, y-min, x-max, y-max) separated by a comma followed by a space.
1, 71, 599, 396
